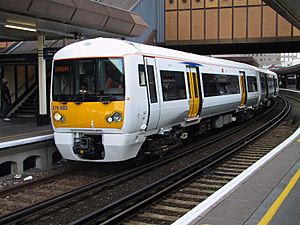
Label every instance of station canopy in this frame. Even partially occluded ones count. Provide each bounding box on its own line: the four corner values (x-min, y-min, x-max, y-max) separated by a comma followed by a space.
263, 0, 300, 30
0, 0, 148, 41
273, 63, 300, 75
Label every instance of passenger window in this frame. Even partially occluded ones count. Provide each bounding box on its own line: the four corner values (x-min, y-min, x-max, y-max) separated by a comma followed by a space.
160, 70, 187, 101
138, 64, 146, 86
267, 77, 274, 90
247, 76, 258, 92
202, 73, 240, 97
259, 73, 266, 91
187, 72, 192, 98
147, 65, 158, 103
192, 73, 198, 98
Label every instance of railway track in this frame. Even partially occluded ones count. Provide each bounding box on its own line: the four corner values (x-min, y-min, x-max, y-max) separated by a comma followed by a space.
0, 96, 294, 224
121, 124, 292, 225
71, 97, 292, 225
0, 164, 133, 217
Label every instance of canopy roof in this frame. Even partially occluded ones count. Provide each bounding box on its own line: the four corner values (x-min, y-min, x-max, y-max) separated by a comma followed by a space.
0, 0, 148, 41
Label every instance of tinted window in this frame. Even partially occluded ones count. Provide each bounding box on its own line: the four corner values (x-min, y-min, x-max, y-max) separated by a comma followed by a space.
53, 58, 125, 102
247, 76, 258, 92
193, 73, 199, 98
202, 73, 240, 97
138, 64, 146, 86
259, 73, 267, 92
147, 65, 158, 103
267, 77, 274, 91
161, 71, 187, 101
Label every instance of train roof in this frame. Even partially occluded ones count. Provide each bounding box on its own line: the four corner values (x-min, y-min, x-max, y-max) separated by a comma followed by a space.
256, 67, 277, 75
54, 38, 256, 70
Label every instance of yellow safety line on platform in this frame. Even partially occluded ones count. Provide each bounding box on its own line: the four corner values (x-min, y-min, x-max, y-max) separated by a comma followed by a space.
258, 168, 300, 225
0, 129, 52, 140
297, 138, 300, 143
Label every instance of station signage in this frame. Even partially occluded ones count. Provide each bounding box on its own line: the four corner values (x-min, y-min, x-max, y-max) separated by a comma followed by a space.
43, 48, 61, 59
0, 54, 36, 64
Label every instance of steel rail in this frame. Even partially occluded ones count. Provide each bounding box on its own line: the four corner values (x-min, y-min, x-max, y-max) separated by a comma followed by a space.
71, 96, 290, 225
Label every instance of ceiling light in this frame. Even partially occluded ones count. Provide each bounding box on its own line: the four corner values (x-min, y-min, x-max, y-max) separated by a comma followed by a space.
5, 24, 37, 32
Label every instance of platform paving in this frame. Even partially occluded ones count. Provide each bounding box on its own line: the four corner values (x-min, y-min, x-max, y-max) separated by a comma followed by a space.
189, 133, 300, 225
0, 117, 52, 143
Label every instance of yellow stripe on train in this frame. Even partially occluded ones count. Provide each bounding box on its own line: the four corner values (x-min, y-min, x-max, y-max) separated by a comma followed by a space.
51, 101, 125, 129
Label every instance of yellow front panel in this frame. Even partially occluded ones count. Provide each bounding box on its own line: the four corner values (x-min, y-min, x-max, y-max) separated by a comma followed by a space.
51, 101, 125, 129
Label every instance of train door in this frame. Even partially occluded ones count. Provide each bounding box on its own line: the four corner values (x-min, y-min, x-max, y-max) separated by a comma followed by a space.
239, 71, 247, 107
265, 74, 269, 99
187, 66, 201, 120
144, 57, 160, 130
273, 76, 277, 96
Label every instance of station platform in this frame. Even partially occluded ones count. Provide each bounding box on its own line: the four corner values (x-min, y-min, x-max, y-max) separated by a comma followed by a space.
0, 117, 52, 144
174, 127, 300, 225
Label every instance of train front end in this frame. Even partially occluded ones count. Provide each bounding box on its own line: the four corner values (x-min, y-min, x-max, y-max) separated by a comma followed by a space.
50, 39, 143, 162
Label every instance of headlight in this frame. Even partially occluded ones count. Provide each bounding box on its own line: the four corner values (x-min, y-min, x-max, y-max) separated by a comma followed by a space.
106, 116, 113, 123
106, 112, 122, 123
112, 112, 122, 122
54, 112, 62, 121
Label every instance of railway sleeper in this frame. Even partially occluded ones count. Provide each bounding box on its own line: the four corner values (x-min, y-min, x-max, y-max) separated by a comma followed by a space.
196, 177, 228, 185
172, 193, 207, 201
42, 184, 76, 192
0, 200, 28, 209
123, 220, 156, 225
183, 187, 216, 195
214, 167, 244, 173
23, 189, 62, 197
206, 174, 235, 181
189, 183, 222, 190
237, 151, 267, 156
226, 158, 257, 163
213, 170, 240, 177
137, 212, 179, 222
229, 156, 260, 162
217, 163, 249, 170
6, 194, 45, 204
231, 154, 262, 160
152, 204, 189, 214
146, 207, 183, 218
161, 198, 199, 207
247, 146, 273, 150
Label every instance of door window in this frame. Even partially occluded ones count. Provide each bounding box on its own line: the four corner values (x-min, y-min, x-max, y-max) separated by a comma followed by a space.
147, 65, 158, 103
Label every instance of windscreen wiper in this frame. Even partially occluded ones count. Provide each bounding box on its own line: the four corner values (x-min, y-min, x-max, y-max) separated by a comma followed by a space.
99, 87, 114, 104
57, 77, 72, 103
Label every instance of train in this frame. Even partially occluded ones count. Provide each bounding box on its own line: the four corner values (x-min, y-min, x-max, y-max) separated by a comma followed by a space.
50, 38, 278, 162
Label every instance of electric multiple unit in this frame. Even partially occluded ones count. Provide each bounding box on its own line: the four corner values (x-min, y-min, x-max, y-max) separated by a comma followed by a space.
50, 38, 278, 162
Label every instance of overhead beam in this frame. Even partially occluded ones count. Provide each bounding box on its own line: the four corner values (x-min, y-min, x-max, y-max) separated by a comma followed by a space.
263, 0, 300, 30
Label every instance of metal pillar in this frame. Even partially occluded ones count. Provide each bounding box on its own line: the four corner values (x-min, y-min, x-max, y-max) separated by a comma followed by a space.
37, 34, 49, 125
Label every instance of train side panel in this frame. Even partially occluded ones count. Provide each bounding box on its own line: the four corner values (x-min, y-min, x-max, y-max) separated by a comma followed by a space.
154, 58, 190, 129
200, 64, 241, 118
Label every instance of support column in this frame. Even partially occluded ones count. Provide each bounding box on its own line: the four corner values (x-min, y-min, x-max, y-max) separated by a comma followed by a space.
37, 34, 49, 125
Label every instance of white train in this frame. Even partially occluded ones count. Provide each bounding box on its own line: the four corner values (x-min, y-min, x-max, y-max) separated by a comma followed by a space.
50, 38, 278, 162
